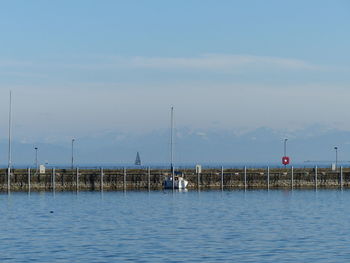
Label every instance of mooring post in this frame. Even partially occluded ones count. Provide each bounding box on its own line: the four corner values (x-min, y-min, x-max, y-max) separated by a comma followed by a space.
197, 170, 200, 190
340, 166, 343, 189
148, 167, 151, 191
76, 167, 79, 191
244, 166, 247, 190
221, 166, 224, 191
52, 168, 56, 192
28, 167, 31, 192
123, 167, 126, 191
100, 167, 104, 191
291, 166, 294, 190
267, 166, 270, 190
172, 168, 175, 191
315, 165, 318, 190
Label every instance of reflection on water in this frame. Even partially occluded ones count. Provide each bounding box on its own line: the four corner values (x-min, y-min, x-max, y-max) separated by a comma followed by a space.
0, 190, 350, 262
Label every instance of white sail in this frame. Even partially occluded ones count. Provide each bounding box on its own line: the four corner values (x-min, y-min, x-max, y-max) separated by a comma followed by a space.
135, 152, 141, 165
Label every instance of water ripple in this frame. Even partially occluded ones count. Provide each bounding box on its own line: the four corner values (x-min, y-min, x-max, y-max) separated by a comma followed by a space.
1, 190, 350, 262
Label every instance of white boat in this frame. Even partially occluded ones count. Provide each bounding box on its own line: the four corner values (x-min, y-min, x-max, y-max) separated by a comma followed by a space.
163, 106, 188, 189
163, 174, 189, 189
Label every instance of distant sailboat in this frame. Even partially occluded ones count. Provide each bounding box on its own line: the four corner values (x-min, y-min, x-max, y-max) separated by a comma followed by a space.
135, 152, 141, 165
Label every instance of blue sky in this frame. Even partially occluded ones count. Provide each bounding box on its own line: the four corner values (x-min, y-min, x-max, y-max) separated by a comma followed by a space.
1, 0, 349, 61
0, 1, 350, 165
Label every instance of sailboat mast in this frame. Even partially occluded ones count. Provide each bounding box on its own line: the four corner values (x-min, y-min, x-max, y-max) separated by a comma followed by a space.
170, 106, 175, 190
170, 106, 174, 172
7, 90, 12, 190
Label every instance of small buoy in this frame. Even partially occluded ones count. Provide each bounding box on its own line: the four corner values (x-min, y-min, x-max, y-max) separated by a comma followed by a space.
50, 211, 54, 213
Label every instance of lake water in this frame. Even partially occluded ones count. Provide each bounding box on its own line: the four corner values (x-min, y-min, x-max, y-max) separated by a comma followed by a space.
1, 190, 350, 262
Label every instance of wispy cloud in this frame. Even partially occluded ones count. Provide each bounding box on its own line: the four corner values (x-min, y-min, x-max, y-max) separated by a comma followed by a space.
0, 54, 337, 74
0, 59, 34, 67
125, 54, 324, 71
65, 54, 325, 71
0, 71, 48, 78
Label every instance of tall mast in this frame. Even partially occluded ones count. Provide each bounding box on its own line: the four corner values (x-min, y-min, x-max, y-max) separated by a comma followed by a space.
170, 106, 174, 172
7, 90, 12, 190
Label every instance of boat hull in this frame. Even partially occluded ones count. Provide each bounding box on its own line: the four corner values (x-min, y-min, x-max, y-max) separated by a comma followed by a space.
163, 177, 188, 189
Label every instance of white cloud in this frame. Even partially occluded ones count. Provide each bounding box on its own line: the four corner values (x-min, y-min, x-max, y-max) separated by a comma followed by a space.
126, 54, 324, 71
0, 54, 348, 140
0, 60, 34, 67
2, 54, 329, 73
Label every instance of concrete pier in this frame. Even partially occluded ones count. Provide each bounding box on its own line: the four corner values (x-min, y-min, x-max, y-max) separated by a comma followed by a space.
0, 167, 348, 191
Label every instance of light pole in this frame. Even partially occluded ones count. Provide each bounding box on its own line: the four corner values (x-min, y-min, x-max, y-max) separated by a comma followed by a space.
284, 138, 288, 157
283, 138, 288, 167
34, 147, 38, 172
71, 138, 75, 169
334, 146, 338, 170
7, 90, 12, 191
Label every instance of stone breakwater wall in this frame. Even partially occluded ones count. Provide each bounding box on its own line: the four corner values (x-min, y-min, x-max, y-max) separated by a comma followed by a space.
0, 167, 349, 191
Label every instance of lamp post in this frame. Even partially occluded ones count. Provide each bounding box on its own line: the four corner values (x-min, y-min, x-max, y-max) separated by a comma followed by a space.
284, 138, 288, 157
334, 146, 338, 170
7, 90, 12, 191
34, 147, 38, 172
283, 138, 288, 167
71, 138, 75, 169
